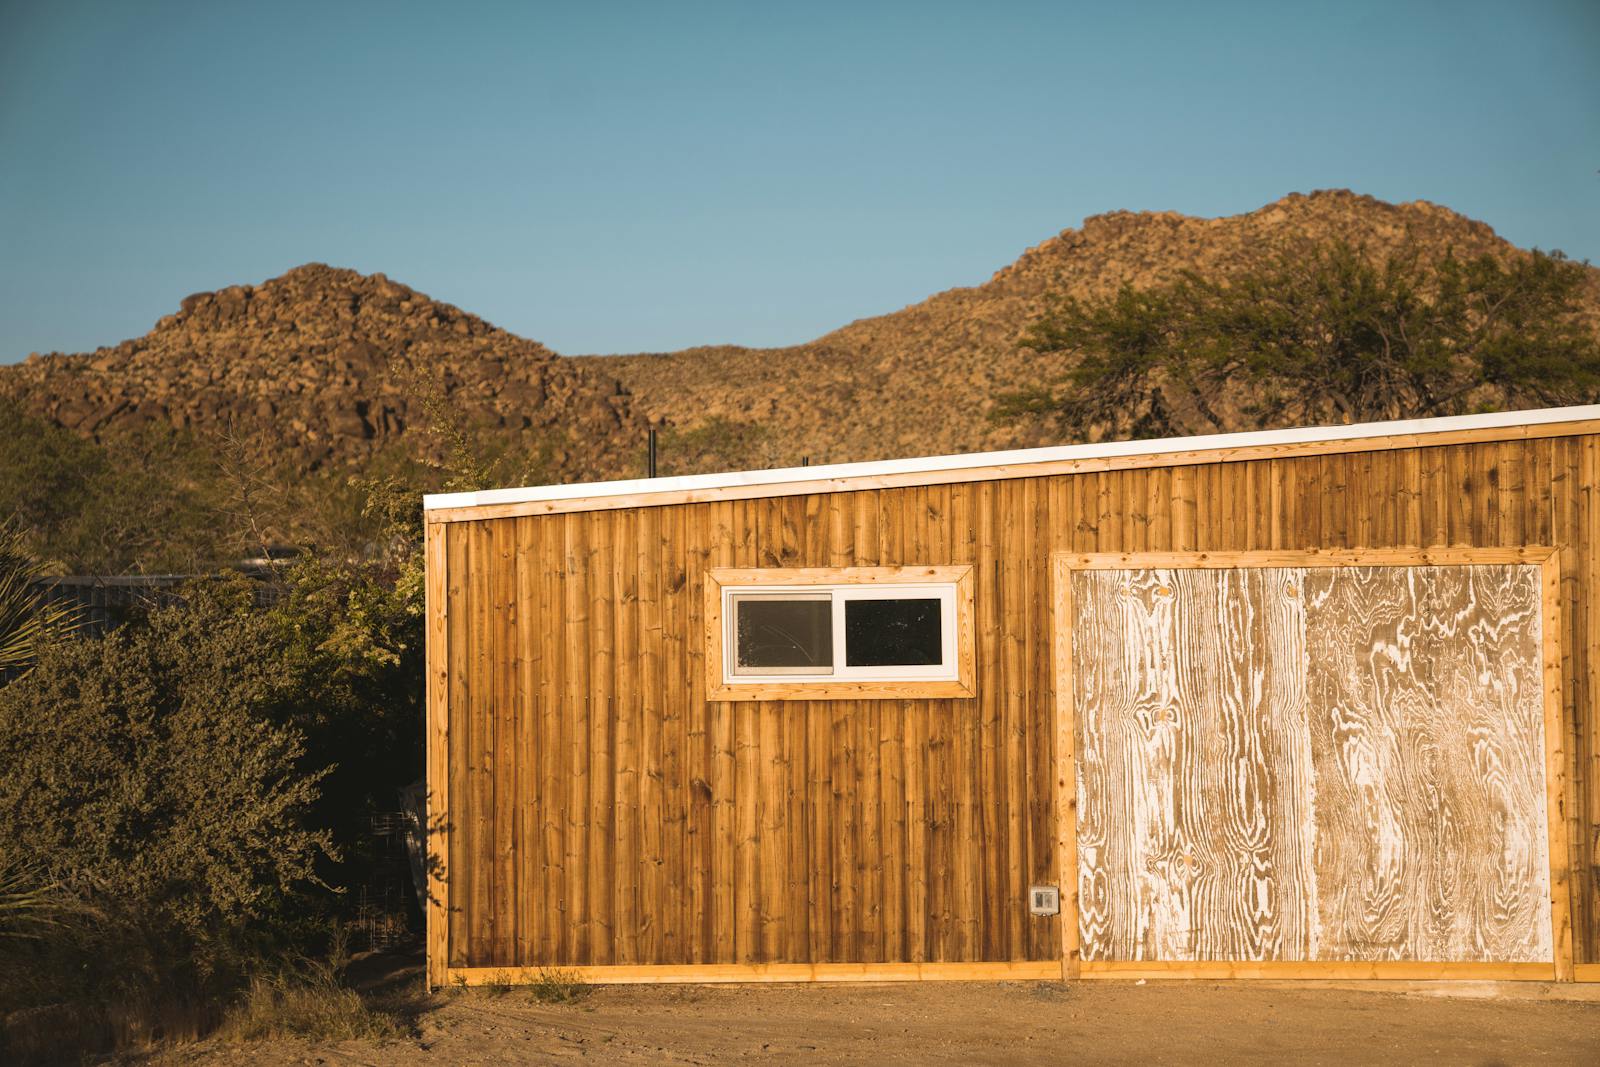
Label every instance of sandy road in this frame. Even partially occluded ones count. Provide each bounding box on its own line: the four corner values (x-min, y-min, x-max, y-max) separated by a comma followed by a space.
152, 967, 1600, 1067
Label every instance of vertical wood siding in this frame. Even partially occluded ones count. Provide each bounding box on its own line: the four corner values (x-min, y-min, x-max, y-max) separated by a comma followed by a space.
437, 435, 1600, 968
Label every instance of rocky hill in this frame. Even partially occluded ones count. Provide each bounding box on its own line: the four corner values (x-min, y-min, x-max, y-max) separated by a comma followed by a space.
4, 191, 1595, 492
0, 264, 645, 479
576, 189, 1600, 468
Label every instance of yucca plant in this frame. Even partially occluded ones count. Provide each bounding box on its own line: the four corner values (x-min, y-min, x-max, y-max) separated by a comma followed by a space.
0, 857, 76, 941
0, 521, 79, 677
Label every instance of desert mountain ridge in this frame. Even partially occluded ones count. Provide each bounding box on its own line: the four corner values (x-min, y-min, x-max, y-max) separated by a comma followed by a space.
577, 189, 1599, 467
0, 263, 647, 478
4, 189, 1595, 485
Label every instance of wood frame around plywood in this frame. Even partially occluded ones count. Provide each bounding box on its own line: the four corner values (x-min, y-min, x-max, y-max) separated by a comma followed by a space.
1050, 546, 1576, 983
703, 565, 976, 702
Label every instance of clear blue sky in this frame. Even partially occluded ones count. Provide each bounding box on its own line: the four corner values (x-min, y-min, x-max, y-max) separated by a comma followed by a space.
2, 0, 1596, 363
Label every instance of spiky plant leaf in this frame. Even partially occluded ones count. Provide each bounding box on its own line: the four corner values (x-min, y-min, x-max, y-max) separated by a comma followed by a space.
0, 522, 80, 676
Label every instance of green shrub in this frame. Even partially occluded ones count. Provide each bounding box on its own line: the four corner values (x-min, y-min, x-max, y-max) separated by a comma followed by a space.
260, 495, 425, 914
0, 398, 226, 573
657, 416, 774, 475
0, 577, 332, 934
0, 465, 430, 1061
526, 967, 589, 1004
0, 577, 334, 1057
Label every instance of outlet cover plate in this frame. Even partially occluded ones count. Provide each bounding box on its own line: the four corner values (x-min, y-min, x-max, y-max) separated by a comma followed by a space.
1029, 885, 1060, 916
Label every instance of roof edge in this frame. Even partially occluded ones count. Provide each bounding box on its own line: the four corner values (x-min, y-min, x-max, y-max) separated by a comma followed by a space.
424, 404, 1600, 515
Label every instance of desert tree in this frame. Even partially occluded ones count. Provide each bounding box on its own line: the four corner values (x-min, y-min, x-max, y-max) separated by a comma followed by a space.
996, 242, 1600, 441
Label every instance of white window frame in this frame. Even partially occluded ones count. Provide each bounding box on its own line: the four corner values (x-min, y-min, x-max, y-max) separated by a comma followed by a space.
725, 591, 834, 677
725, 582, 960, 684
704, 565, 976, 702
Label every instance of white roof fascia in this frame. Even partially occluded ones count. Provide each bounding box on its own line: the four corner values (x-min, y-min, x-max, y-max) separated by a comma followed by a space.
424, 404, 1600, 513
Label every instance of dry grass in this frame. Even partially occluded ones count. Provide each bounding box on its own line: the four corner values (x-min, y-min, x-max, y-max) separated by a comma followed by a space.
453, 966, 588, 1004
217, 957, 403, 1044
525, 967, 589, 1004
477, 970, 516, 998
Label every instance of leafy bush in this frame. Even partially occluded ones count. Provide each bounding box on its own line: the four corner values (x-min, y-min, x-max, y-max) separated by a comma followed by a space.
0, 577, 334, 1057
0, 433, 432, 1060
257, 477, 426, 909
0, 398, 443, 574
0, 577, 333, 933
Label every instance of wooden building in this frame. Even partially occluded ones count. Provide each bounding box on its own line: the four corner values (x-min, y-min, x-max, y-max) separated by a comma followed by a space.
423, 405, 1600, 987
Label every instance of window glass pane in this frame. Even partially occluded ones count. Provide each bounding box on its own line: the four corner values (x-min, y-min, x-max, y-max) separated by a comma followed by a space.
845, 598, 944, 666
733, 595, 833, 673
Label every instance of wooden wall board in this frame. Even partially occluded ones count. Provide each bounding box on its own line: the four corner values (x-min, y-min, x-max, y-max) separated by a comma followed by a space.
1051, 554, 1080, 979
446, 522, 475, 970
423, 519, 449, 990
1540, 549, 1577, 981
1056, 549, 1567, 979
429, 436, 1600, 982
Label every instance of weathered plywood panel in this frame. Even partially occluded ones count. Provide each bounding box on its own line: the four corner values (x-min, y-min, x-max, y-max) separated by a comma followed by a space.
1302, 565, 1551, 962
1072, 564, 1552, 964
1072, 568, 1316, 962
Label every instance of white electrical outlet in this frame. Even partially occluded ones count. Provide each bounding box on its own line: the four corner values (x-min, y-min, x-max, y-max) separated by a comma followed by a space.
1029, 885, 1060, 916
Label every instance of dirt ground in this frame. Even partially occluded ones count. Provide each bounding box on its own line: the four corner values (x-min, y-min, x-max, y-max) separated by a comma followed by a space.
141, 954, 1600, 1067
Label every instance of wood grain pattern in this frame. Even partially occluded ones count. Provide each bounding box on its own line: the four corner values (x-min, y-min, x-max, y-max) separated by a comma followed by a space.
1069, 562, 1553, 965
1302, 565, 1550, 962
428, 433, 1599, 979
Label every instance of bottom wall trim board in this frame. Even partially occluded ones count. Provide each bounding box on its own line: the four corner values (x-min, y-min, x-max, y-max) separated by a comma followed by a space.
1574, 964, 1600, 983
1078, 961, 1558, 982
443, 959, 1571, 986
446, 962, 1062, 985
